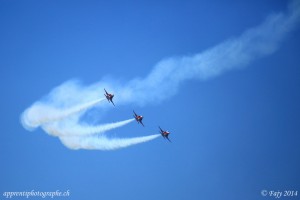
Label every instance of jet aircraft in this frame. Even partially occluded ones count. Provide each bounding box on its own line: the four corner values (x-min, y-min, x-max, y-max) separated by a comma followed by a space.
159, 126, 171, 142
104, 88, 115, 106
133, 110, 144, 126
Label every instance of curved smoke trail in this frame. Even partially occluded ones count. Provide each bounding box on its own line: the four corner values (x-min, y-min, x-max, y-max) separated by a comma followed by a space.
35, 1, 300, 108
21, 95, 160, 150
21, 98, 105, 130
20, 1, 300, 150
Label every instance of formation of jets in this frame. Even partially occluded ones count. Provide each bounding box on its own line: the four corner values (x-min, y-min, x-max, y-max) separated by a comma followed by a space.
103, 88, 172, 142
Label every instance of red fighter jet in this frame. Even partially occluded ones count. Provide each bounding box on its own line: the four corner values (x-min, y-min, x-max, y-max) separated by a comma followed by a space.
159, 126, 171, 142
133, 110, 144, 127
104, 88, 115, 106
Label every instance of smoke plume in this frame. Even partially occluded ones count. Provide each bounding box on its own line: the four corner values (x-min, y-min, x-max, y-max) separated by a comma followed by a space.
20, 1, 300, 150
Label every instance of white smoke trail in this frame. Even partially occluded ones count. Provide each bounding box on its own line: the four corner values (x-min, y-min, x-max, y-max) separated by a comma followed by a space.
21, 98, 105, 130
20, 1, 300, 150
37, 1, 300, 108
59, 134, 161, 150
121, 0, 300, 105
42, 118, 135, 137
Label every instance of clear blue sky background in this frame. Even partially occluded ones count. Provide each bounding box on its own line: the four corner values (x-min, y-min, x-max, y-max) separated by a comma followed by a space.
1, 0, 299, 199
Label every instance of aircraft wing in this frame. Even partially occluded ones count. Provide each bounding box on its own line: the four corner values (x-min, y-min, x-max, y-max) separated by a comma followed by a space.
104, 88, 108, 95
159, 126, 163, 133
133, 110, 137, 117
140, 121, 145, 127
166, 136, 171, 142
111, 100, 115, 106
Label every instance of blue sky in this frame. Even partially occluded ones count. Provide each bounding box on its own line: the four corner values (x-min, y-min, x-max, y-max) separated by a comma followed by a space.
1, 0, 300, 199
